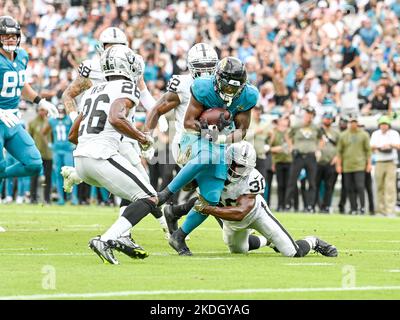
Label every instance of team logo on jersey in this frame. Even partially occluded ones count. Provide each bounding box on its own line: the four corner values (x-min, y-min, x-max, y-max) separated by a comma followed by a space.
237, 105, 244, 111
126, 52, 135, 65
300, 128, 313, 139
22, 59, 27, 65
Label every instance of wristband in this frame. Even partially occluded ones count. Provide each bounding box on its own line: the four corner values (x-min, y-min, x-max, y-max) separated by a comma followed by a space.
33, 96, 42, 104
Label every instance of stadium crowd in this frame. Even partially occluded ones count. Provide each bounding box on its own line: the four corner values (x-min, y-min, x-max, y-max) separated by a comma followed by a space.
1, 0, 400, 216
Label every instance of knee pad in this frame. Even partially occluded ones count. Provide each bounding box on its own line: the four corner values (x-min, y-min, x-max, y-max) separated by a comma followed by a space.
294, 239, 311, 257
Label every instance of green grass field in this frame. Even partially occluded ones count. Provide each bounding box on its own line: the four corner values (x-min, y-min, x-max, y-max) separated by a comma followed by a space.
0, 204, 399, 300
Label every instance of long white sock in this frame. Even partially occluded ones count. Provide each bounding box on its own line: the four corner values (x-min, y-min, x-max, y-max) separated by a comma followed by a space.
157, 215, 168, 231
257, 235, 268, 248
101, 217, 132, 241
118, 206, 130, 237
304, 236, 317, 249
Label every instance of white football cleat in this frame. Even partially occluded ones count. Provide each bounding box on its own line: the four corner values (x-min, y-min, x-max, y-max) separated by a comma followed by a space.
4, 196, 13, 204
0, 226, 6, 232
61, 166, 82, 193
16, 196, 24, 204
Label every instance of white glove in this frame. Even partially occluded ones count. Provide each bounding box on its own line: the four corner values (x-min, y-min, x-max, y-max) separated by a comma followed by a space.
141, 146, 155, 161
39, 99, 59, 118
139, 134, 154, 151
158, 115, 169, 133
0, 109, 20, 128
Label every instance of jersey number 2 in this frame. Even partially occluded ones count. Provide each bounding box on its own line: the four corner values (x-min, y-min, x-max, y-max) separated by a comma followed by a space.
78, 94, 110, 136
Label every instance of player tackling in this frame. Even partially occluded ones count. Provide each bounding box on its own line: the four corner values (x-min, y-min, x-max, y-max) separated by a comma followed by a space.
195, 141, 338, 257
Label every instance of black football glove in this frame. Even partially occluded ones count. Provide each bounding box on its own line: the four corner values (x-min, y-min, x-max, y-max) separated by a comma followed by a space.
217, 111, 233, 131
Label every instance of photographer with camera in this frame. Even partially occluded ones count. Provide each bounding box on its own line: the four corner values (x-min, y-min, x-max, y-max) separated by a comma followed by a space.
370, 116, 400, 216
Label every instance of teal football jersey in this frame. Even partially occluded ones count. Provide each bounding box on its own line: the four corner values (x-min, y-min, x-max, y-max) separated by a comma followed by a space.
190, 75, 259, 116
0, 48, 28, 110
48, 117, 74, 151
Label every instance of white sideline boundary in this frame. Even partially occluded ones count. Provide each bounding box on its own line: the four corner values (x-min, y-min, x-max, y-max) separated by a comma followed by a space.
1, 286, 400, 300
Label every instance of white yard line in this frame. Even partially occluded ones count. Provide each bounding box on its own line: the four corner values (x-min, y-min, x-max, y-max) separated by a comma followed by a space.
1, 285, 400, 300
284, 263, 336, 266
0, 248, 47, 251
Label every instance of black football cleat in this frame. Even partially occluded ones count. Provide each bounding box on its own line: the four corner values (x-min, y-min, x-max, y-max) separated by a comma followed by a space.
109, 234, 149, 260
314, 238, 338, 257
88, 236, 119, 265
163, 205, 179, 235
169, 231, 192, 256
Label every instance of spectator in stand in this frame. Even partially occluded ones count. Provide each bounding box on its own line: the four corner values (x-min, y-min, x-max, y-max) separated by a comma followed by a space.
370, 116, 400, 217
335, 68, 361, 116
362, 84, 391, 115
341, 36, 360, 74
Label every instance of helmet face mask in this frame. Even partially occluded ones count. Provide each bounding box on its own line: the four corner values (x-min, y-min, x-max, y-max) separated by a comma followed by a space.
0, 16, 21, 53
226, 141, 256, 182
216, 76, 244, 101
228, 160, 249, 181
187, 43, 218, 78
100, 45, 143, 82
215, 57, 247, 104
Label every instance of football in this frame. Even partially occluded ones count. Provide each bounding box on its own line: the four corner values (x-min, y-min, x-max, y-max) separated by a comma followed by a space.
199, 108, 231, 125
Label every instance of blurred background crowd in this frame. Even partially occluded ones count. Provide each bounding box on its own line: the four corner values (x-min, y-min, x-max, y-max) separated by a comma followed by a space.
1, 0, 400, 216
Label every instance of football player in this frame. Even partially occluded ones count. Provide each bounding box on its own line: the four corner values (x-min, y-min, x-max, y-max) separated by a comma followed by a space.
70, 45, 156, 264
195, 141, 338, 257
157, 57, 259, 255
61, 27, 168, 236
0, 16, 58, 216
42, 105, 78, 205
145, 43, 219, 163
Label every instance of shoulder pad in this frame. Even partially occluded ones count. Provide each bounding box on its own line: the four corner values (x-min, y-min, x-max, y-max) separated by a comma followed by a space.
243, 84, 259, 109
167, 74, 184, 93
245, 169, 266, 195
17, 48, 29, 65
190, 76, 213, 102
78, 60, 93, 78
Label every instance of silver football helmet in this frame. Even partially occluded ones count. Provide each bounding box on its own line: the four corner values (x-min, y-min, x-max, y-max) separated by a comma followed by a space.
226, 141, 257, 182
187, 43, 218, 78
100, 45, 143, 82
97, 27, 128, 53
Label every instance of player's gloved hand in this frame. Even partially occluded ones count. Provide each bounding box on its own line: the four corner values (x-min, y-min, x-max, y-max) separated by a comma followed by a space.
139, 133, 154, 151
39, 99, 59, 118
193, 194, 210, 213
141, 146, 155, 161
217, 111, 233, 131
158, 115, 169, 133
0, 109, 20, 128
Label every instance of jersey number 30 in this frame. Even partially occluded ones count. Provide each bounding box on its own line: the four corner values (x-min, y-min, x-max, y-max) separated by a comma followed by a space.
1, 70, 26, 98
